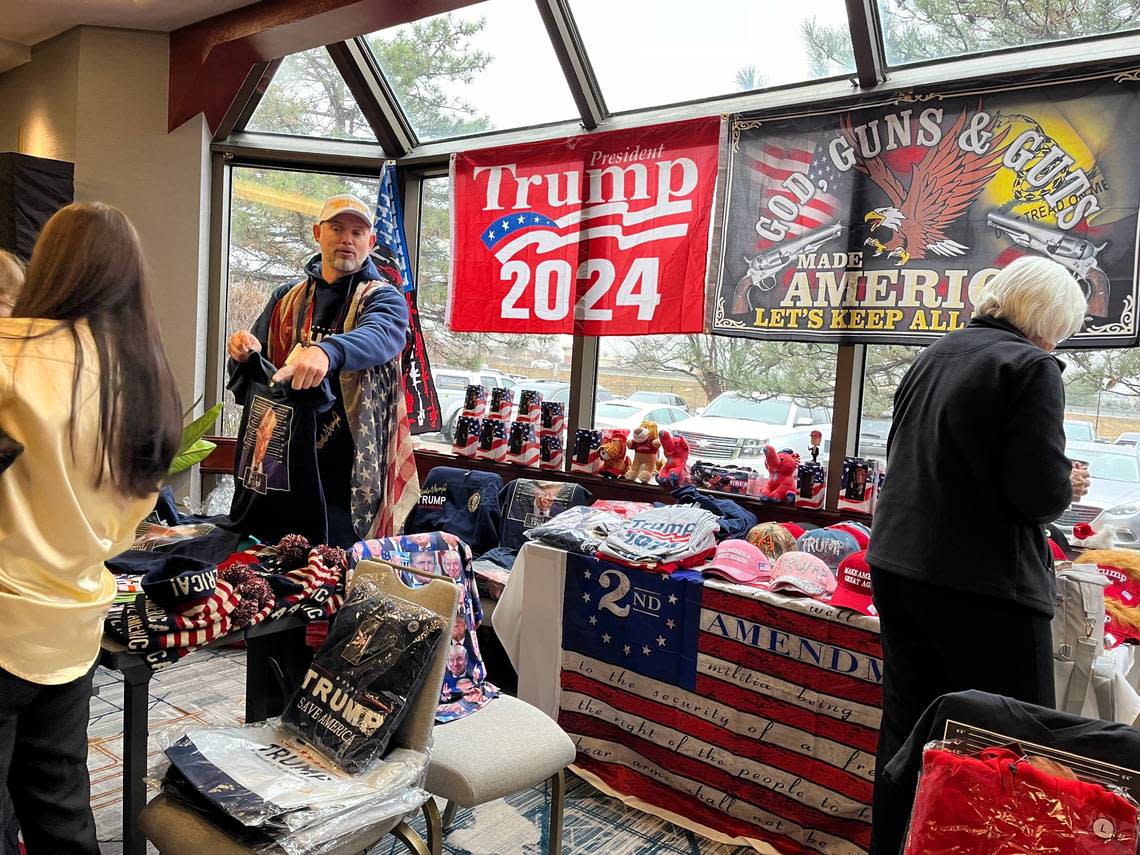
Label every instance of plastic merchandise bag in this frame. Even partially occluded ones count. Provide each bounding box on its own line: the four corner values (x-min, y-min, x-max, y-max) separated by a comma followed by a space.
904, 741, 1138, 854
281, 579, 446, 772
524, 505, 624, 554
204, 476, 235, 517
157, 721, 429, 846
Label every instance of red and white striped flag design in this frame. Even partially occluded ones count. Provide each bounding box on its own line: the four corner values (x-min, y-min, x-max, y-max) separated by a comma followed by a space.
559, 575, 881, 854
751, 137, 840, 249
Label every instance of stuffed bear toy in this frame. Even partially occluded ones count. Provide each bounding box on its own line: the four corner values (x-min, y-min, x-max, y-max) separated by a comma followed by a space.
627, 420, 662, 483
656, 431, 690, 489
599, 433, 630, 479
761, 445, 799, 503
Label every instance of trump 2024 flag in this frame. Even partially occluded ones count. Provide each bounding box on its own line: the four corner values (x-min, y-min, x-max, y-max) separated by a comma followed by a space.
448, 117, 721, 336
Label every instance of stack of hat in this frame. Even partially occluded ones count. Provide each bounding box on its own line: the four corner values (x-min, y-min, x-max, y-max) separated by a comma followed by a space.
769, 552, 837, 598
795, 528, 862, 571
829, 551, 876, 616
735, 519, 877, 614
106, 537, 347, 669
703, 540, 772, 587
746, 522, 797, 562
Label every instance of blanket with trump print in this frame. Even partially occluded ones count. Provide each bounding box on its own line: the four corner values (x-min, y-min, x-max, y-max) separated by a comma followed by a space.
558, 553, 882, 854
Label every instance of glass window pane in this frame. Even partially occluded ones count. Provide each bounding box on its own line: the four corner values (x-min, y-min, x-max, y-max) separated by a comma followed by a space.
877, 0, 1140, 67
245, 48, 379, 142
859, 344, 922, 464
595, 335, 837, 473
223, 167, 380, 434
416, 175, 573, 453
569, 0, 855, 113
1056, 350, 1140, 537
365, 2, 579, 142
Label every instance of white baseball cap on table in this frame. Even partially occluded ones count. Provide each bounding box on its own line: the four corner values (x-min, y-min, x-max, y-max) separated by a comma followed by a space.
319, 194, 373, 227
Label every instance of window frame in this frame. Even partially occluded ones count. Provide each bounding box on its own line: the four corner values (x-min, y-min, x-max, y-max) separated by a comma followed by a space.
206, 9, 1140, 510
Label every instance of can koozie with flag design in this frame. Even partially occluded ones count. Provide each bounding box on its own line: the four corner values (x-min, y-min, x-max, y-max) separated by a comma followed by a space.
539, 434, 564, 470
476, 418, 507, 461
452, 416, 481, 458
540, 401, 565, 436
462, 385, 486, 418
795, 461, 826, 509
570, 429, 602, 474
517, 389, 543, 424
489, 386, 514, 421
507, 422, 540, 467
838, 456, 878, 514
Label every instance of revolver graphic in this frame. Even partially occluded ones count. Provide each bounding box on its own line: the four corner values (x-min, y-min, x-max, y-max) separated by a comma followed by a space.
986, 213, 1110, 318
732, 224, 843, 313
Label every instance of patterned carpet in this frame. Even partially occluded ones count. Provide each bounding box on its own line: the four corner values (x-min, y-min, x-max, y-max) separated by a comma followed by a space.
89, 650, 751, 855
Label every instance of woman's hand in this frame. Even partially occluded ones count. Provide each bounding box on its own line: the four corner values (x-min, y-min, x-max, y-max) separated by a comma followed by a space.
1070, 463, 1090, 502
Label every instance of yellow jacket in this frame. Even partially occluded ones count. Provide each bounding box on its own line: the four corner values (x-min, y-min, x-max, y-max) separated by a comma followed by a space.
0, 318, 154, 684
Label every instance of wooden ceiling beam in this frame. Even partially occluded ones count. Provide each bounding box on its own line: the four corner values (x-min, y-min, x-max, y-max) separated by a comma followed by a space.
168, 0, 482, 133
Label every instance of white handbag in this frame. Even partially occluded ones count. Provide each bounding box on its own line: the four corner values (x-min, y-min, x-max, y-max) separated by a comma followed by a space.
1052, 563, 1111, 718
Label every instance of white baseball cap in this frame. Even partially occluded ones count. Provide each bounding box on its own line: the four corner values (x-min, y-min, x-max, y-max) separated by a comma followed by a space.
318, 194, 373, 227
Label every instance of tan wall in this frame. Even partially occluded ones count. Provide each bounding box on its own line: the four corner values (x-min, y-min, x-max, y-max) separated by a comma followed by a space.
71, 28, 211, 410
0, 27, 210, 405
0, 27, 212, 498
0, 30, 81, 160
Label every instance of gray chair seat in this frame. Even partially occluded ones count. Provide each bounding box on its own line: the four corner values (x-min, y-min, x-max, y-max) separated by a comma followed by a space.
426, 695, 576, 806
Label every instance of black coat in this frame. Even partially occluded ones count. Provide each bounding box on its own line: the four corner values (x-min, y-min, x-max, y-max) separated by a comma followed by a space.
866, 314, 1072, 616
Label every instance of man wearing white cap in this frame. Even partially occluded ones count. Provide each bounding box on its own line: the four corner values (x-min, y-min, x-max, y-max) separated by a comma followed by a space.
227, 194, 414, 545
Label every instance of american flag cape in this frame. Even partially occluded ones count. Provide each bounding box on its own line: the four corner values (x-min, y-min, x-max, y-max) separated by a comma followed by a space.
373, 161, 441, 435
557, 553, 882, 854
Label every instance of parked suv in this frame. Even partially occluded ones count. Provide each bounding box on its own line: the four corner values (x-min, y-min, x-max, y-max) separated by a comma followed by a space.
669, 393, 831, 468
435, 368, 517, 441
627, 390, 690, 411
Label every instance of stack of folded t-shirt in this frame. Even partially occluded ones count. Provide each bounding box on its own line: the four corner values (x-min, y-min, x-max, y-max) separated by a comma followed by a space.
597, 504, 720, 573
524, 505, 624, 555
157, 580, 444, 854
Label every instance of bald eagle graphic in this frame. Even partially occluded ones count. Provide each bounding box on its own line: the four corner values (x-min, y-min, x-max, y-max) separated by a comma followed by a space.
840, 109, 1009, 266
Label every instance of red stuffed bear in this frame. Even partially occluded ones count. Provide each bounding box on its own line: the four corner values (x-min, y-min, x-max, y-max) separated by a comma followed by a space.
656, 431, 690, 488
761, 445, 799, 503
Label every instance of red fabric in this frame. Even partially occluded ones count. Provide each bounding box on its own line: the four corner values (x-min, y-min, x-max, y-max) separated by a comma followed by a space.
449, 117, 720, 335
905, 747, 1137, 854
1049, 538, 1067, 560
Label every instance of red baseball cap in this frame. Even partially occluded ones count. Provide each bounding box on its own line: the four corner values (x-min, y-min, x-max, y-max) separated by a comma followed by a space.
829, 551, 877, 616
703, 539, 771, 586
829, 521, 871, 549
779, 522, 806, 539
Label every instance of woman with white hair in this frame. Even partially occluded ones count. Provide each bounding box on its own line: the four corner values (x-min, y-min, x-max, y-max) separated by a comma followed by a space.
865, 256, 1090, 854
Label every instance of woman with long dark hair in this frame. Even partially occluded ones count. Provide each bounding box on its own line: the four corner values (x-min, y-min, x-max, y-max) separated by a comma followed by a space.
0, 202, 181, 853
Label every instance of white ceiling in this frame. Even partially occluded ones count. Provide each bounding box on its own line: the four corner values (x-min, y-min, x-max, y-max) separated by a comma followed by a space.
0, 0, 261, 48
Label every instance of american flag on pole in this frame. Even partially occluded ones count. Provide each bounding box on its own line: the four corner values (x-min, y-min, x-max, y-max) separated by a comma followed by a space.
558, 555, 881, 854
373, 162, 441, 434
751, 136, 845, 249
